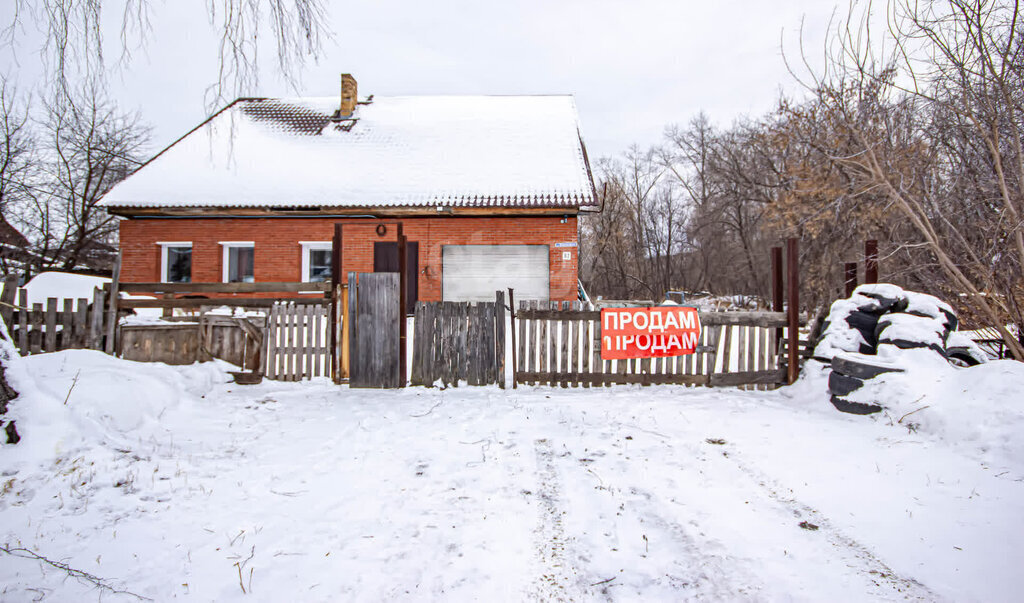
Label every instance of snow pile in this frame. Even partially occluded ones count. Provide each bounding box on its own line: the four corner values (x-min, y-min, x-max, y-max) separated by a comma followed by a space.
841, 351, 1024, 464
1, 350, 229, 464
20, 272, 110, 309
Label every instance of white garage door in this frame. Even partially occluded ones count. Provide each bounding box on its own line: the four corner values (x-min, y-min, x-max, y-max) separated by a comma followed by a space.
442, 245, 550, 302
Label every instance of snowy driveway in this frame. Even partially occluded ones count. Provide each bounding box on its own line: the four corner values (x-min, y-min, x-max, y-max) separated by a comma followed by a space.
2, 351, 1023, 601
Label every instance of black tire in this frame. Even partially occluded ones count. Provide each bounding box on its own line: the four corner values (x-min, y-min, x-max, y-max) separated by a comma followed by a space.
945, 348, 982, 367
828, 371, 865, 397
830, 395, 883, 415
831, 356, 904, 380
844, 310, 883, 353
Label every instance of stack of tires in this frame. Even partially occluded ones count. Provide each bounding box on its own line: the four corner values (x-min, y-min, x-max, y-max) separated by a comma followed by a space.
814, 284, 986, 414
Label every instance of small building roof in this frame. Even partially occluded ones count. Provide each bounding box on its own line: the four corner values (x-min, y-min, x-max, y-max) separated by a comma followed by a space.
101, 95, 597, 210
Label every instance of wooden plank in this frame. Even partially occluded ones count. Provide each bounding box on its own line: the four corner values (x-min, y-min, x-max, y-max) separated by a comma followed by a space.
566, 304, 577, 387
89, 288, 105, 350
737, 325, 748, 375
348, 274, 359, 383
719, 325, 733, 375
73, 298, 88, 348
17, 289, 28, 354
515, 309, 792, 327
547, 301, 558, 387
29, 303, 43, 354
118, 281, 332, 294
516, 371, 709, 387
591, 315, 601, 388
44, 298, 58, 352
265, 304, 278, 379
105, 253, 121, 354
525, 301, 536, 384
495, 291, 506, 389
61, 299, 74, 351
710, 369, 787, 387
559, 310, 570, 388
120, 297, 328, 310
534, 301, 546, 384
0, 275, 18, 332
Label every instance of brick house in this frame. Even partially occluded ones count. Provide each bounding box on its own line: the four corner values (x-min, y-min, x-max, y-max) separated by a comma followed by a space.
101, 75, 597, 303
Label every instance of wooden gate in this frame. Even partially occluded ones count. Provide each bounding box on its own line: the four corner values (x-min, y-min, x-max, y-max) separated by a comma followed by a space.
347, 272, 401, 388
409, 291, 506, 388
264, 302, 330, 381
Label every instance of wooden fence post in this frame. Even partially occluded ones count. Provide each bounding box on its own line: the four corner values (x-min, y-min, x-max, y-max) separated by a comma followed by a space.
330, 223, 343, 383
786, 238, 800, 384
771, 246, 784, 357
90, 287, 106, 350
105, 252, 121, 354
508, 288, 517, 389
495, 290, 506, 389
844, 262, 858, 297
865, 239, 878, 284
0, 274, 18, 332
397, 223, 407, 387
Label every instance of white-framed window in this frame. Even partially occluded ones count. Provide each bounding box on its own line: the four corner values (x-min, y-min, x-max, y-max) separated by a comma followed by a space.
300, 241, 332, 282
220, 241, 255, 283
157, 242, 192, 283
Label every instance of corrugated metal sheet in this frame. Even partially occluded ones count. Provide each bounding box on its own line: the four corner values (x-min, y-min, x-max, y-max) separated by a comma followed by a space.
101, 95, 597, 210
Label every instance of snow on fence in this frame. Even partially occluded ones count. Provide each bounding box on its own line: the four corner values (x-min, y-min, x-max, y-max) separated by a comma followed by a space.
512, 301, 795, 388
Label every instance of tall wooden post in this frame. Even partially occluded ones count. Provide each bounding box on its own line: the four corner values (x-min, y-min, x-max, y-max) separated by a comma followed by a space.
508, 288, 517, 389
105, 252, 122, 355
771, 246, 784, 354
844, 262, 858, 297
330, 223, 343, 383
864, 239, 878, 284
397, 222, 407, 387
786, 238, 800, 385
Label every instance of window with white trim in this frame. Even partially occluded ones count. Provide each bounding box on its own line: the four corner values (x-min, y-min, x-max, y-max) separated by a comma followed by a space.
158, 242, 192, 283
300, 242, 332, 282
220, 242, 255, 283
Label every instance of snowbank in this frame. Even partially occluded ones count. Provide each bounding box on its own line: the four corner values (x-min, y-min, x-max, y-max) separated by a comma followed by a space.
1, 350, 230, 466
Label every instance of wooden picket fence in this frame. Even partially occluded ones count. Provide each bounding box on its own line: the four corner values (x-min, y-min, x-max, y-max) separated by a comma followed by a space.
1, 285, 115, 355
513, 301, 792, 388
264, 301, 331, 381
410, 292, 507, 388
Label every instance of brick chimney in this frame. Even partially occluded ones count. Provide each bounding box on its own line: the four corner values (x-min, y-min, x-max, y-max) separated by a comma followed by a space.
340, 74, 357, 118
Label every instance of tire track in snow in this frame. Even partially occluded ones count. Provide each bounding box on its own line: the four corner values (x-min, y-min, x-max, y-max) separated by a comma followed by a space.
530, 438, 587, 602
717, 444, 942, 601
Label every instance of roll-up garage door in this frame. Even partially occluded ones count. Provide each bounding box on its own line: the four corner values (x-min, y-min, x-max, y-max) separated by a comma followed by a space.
442, 245, 549, 302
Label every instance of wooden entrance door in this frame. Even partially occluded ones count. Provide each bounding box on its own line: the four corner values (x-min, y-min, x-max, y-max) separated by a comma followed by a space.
373, 241, 418, 313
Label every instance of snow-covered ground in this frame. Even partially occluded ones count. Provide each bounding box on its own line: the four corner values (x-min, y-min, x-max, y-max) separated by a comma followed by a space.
2, 349, 1024, 601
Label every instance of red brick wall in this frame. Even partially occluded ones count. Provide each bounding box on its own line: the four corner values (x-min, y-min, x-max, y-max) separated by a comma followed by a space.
119, 216, 579, 301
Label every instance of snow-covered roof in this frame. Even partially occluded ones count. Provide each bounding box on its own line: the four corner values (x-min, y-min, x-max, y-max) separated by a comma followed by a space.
100, 95, 597, 210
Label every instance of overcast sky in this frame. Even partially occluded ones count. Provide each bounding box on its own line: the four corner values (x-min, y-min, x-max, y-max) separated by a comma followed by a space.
2, 0, 841, 159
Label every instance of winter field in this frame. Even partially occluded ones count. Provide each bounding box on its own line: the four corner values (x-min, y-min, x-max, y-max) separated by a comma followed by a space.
2, 349, 1024, 601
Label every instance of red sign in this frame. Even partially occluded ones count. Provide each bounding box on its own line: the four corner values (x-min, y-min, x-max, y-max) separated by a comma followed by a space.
600, 307, 701, 360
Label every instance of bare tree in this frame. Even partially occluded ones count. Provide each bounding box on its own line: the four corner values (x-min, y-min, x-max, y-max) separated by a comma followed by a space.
797, 0, 1024, 357
27, 84, 149, 271
6, 0, 331, 108
0, 77, 36, 273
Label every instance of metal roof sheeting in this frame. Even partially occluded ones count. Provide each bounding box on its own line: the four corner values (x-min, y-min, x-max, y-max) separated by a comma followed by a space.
101, 95, 597, 210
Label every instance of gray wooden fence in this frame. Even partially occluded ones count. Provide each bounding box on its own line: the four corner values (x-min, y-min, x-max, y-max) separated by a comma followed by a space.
410, 291, 506, 388
1, 286, 113, 355
513, 301, 793, 388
